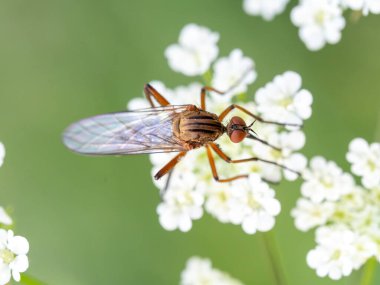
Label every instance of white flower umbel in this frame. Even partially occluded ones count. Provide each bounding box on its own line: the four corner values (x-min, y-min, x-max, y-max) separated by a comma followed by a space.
255, 71, 313, 125
302, 156, 355, 203
307, 226, 376, 280
0, 230, 29, 285
243, 0, 290, 21
346, 138, 380, 189
212, 49, 257, 99
340, 0, 380, 15
291, 198, 334, 232
128, 24, 312, 234
291, 0, 346, 51
293, 138, 380, 280
180, 256, 244, 285
0, 142, 5, 168
0, 208, 12, 226
157, 172, 204, 232
165, 24, 219, 76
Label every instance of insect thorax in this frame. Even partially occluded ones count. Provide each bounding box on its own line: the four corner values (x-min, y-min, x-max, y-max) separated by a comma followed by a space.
173, 107, 225, 150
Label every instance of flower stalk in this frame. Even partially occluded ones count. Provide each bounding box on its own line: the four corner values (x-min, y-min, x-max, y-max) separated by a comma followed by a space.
360, 258, 377, 285
262, 231, 287, 285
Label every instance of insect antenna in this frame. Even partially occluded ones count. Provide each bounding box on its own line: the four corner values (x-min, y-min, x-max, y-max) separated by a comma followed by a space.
246, 133, 282, 152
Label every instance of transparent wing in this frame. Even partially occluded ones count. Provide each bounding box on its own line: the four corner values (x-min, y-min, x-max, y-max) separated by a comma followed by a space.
63, 105, 189, 155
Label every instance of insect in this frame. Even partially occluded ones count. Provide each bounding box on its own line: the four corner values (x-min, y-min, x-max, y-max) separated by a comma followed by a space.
63, 84, 301, 184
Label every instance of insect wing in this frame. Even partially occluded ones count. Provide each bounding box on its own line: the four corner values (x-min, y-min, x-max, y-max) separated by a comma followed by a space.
63, 105, 188, 155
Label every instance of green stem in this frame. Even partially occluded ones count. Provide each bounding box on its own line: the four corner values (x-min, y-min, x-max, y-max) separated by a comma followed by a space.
360, 258, 377, 285
202, 70, 212, 86
262, 231, 287, 285
20, 274, 47, 285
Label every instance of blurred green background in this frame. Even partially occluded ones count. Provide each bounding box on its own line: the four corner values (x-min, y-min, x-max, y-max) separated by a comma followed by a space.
0, 0, 379, 284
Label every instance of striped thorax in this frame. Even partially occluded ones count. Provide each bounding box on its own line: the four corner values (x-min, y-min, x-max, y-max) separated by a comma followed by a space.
173, 105, 225, 150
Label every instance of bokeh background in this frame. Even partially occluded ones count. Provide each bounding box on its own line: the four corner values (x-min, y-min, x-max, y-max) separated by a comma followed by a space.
0, 0, 380, 284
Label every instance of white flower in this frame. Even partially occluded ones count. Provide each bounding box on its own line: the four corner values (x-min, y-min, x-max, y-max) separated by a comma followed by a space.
243, 0, 290, 20
346, 138, 380, 189
255, 129, 308, 181
302, 156, 355, 203
0, 208, 12, 226
255, 71, 313, 125
156, 173, 204, 232
307, 226, 376, 280
291, 198, 335, 231
0, 230, 29, 284
307, 227, 356, 280
340, 0, 380, 15
291, 0, 346, 51
205, 182, 246, 224
180, 256, 244, 285
165, 24, 219, 76
238, 174, 281, 234
351, 234, 377, 269
211, 49, 257, 99
0, 142, 5, 168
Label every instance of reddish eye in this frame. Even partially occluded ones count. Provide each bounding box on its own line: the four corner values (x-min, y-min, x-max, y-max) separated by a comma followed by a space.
230, 130, 246, 143
230, 116, 246, 127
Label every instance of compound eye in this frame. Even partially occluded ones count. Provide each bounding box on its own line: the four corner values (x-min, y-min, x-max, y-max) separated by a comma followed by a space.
230, 116, 246, 127
230, 130, 246, 143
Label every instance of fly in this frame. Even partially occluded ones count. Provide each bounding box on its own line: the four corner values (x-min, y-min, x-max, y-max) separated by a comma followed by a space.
63, 84, 301, 184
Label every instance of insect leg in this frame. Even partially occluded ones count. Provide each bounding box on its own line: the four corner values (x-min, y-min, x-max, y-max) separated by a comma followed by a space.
144, 83, 171, 107
200, 86, 224, 110
209, 143, 301, 176
154, 151, 187, 180
218, 104, 301, 127
200, 67, 255, 110
206, 145, 248, 183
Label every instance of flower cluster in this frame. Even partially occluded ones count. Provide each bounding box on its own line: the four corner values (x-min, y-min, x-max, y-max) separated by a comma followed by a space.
241, 0, 380, 51
180, 256, 244, 285
0, 143, 30, 285
292, 138, 380, 280
128, 24, 313, 233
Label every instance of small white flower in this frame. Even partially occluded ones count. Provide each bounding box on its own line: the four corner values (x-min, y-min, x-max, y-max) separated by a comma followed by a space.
0, 142, 5, 168
351, 234, 377, 269
291, 198, 335, 231
165, 24, 219, 76
302, 156, 355, 203
253, 129, 307, 181
307, 227, 355, 280
340, 0, 380, 15
243, 0, 290, 20
291, 0, 346, 51
156, 173, 204, 232
255, 71, 313, 125
180, 256, 244, 285
0, 229, 29, 285
211, 49, 256, 99
238, 174, 281, 234
0, 208, 12, 226
346, 138, 380, 189
205, 182, 246, 224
